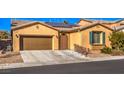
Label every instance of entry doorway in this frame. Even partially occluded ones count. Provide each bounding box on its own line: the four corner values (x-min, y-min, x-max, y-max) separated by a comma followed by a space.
60, 33, 68, 50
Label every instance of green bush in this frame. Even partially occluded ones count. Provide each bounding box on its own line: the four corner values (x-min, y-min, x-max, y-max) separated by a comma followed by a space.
101, 47, 112, 54
109, 31, 124, 51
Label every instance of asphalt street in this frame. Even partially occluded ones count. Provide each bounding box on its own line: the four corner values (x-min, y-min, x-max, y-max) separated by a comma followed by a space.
0, 59, 124, 74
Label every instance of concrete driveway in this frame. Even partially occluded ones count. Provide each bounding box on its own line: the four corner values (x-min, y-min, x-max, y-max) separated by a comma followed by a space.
20, 50, 88, 65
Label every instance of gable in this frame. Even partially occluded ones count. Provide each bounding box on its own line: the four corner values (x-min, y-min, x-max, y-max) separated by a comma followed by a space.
80, 23, 113, 32
12, 22, 59, 36
12, 22, 59, 32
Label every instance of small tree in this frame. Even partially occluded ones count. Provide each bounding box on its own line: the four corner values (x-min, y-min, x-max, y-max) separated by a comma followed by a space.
0, 32, 9, 39
63, 20, 69, 24
109, 31, 124, 51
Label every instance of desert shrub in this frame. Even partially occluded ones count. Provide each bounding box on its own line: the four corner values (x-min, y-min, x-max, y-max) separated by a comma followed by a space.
111, 50, 124, 56
101, 47, 112, 54
109, 31, 124, 51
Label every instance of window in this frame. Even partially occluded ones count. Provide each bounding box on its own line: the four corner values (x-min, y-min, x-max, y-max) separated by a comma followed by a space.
89, 31, 105, 45
92, 32, 101, 44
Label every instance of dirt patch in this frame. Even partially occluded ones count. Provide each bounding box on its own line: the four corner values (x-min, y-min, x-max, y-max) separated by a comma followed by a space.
87, 52, 111, 58
0, 52, 23, 64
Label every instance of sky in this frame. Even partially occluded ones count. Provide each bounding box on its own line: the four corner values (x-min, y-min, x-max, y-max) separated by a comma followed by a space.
0, 18, 11, 32
14, 18, 122, 24
0, 18, 122, 32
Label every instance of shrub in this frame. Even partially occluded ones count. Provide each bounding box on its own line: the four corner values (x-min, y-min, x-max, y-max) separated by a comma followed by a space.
101, 47, 112, 54
111, 50, 124, 56
109, 31, 124, 51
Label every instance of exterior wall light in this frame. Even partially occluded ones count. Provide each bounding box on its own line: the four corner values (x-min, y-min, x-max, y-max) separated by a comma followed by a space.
16, 34, 19, 38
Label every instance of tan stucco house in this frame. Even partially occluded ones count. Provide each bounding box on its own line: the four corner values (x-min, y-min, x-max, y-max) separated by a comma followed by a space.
11, 19, 124, 52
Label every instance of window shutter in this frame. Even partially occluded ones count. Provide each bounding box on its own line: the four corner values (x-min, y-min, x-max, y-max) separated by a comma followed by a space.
90, 32, 93, 45
102, 32, 105, 45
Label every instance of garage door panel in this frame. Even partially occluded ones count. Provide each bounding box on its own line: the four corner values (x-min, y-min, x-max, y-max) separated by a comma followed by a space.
21, 36, 52, 50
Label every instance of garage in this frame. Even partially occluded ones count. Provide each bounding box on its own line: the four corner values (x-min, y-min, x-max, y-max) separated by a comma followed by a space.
12, 21, 60, 52
20, 35, 52, 50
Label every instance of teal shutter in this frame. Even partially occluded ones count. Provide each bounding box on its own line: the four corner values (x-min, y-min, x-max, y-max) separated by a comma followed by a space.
90, 32, 93, 45
102, 32, 105, 45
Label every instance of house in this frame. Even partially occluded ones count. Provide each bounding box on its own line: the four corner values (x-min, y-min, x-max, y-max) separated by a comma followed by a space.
115, 25, 124, 32
78, 18, 124, 28
11, 19, 115, 52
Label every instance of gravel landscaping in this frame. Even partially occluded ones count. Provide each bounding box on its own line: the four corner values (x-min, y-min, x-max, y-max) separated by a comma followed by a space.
0, 52, 23, 64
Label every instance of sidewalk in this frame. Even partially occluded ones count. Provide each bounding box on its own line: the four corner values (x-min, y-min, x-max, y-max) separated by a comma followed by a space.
90, 56, 124, 61
0, 56, 124, 70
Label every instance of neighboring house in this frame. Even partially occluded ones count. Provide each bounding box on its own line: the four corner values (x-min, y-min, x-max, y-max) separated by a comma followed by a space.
11, 20, 31, 27
78, 18, 124, 28
115, 25, 124, 32
11, 19, 114, 52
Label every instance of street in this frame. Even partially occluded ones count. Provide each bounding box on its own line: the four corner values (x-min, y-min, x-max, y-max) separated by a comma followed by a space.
0, 59, 124, 74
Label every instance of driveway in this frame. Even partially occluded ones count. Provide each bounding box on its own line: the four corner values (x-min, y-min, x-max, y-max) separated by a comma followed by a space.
20, 50, 89, 65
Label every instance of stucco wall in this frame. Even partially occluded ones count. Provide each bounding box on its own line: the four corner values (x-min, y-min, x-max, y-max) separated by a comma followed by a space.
81, 25, 112, 49
68, 24, 112, 50
12, 23, 59, 52
68, 31, 82, 50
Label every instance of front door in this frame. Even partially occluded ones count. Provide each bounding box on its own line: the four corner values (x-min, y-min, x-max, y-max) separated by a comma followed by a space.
60, 33, 68, 50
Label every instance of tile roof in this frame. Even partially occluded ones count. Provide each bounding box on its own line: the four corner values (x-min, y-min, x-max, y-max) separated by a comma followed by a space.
11, 19, 116, 33
115, 25, 124, 30
0, 30, 8, 33
11, 20, 32, 26
79, 18, 124, 24
79, 22, 114, 31
11, 21, 60, 31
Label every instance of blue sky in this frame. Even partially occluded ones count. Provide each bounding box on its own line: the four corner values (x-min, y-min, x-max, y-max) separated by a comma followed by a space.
0, 18, 10, 32
0, 18, 122, 32
14, 18, 122, 24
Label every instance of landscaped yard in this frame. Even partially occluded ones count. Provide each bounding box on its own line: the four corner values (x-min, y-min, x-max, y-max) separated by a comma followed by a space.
0, 52, 23, 64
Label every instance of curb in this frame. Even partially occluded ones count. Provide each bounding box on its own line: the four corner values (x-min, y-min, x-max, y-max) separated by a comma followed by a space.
0, 56, 124, 70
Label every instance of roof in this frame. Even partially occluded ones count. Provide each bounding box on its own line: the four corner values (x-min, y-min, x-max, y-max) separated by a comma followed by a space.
45, 22, 79, 28
0, 30, 8, 33
59, 23, 114, 33
11, 20, 31, 26
11, 20, 79, 32
115, 25, 124, 31
78, 18, 124, 24
11, 20, 114, 33
79, 22, 114, 31
77, 18, 93, 23
11, 21, 60, 31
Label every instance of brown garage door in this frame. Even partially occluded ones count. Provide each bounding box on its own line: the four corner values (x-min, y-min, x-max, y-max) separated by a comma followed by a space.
20, 36, 52, 50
